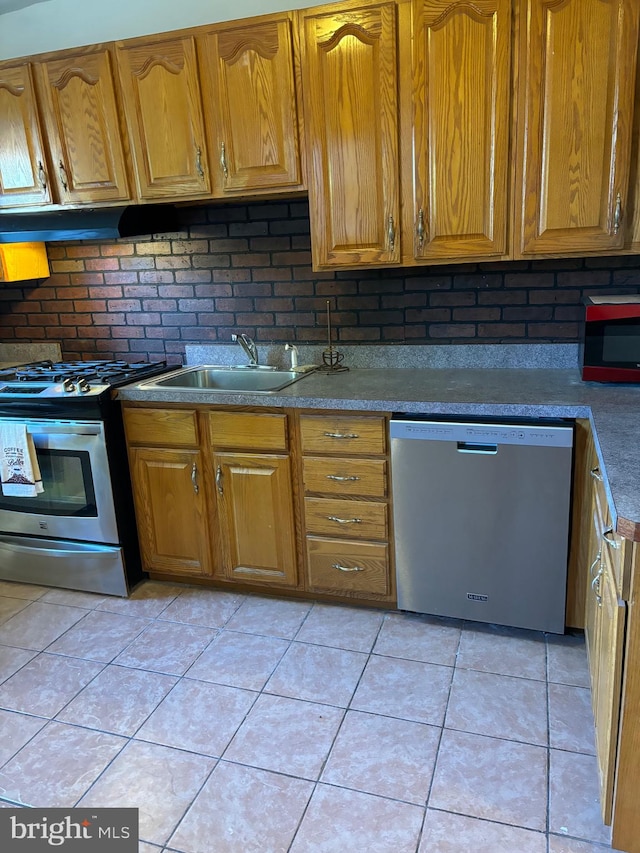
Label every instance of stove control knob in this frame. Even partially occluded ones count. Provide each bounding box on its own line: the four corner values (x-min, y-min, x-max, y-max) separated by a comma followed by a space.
62, 378, 76, 393
77, 378, 91, 394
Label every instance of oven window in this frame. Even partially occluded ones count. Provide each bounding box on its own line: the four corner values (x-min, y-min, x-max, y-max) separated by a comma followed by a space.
601, 324, 640, 364
0, 448, 97, 516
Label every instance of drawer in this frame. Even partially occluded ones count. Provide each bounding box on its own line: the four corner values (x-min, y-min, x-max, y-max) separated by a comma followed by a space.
124, 407, 198, 447
304, 497, 387, 540
208, 411, 287, 451
299, 414, 386, 455
303, 457, 387, 497
306, 536, 389, 596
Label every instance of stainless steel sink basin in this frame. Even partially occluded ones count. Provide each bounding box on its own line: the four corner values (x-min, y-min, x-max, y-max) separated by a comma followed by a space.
140, 365, 315, 394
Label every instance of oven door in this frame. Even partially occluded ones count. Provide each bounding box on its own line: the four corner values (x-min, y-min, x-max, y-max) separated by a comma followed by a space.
0, 418, 119, 544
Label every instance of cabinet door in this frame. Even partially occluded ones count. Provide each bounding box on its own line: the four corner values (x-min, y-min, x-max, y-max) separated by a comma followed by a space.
199, 16, 302, 194
36, 48, 131, 204
116, 35, 211, 199
301, 2, 400, 268
129, 447, 212, 577
409, 0, 511, 260
214, 451, 297, 587
0, 63, 51, 208
515, 0, 640, 256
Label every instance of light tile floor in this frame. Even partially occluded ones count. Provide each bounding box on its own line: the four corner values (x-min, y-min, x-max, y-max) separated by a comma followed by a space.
0, 579, 624, 852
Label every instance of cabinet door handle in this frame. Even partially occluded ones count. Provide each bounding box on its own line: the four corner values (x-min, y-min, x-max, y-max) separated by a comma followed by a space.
220, 142, 228, 180
195, 146, 205, 180
416, 207, 425, 249
327, 474, 360, 482
589, 551, 602, 577
216, 464, 224, 495
327, 515, 362, 525
602, 528, 620, 549
191, 462, 199, 495
332, 562, 364, 573
590, 466, 603, 482
592, 566, 604, 606
613, 192, 623, 234
37, 160, 48, 189
324, 431, 359, 439
387, 215, 396, 252
58, 161, 69, 191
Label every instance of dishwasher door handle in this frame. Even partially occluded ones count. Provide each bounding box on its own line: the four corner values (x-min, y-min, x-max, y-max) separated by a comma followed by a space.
456, 442, 498, 454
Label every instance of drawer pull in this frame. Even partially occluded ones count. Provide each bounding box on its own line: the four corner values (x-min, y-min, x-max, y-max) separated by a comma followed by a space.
592, 566, 604, 606
590, 466, 603, 482
332, 562, 364, 573
327, 475, 360, 482
327, 515, 362, 525
602, 528, 621, 549
324, 431, 359, 439
590, 551, 602, 577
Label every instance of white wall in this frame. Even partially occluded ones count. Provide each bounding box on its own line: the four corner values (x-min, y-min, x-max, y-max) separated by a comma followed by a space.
0, 0, 299, 60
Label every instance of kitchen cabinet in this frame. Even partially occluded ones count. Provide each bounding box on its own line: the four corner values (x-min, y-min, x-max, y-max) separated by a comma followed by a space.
514, 0, 640, 257
403, 0, 511, 262
197, 14, 304, 196
0, 62, 51, 208
300, 1, 401, 268
208, 411, 297, 587
116, 33, 212, 200
298, 412, 394, 600
35, 47, 131, 204
123, 407, 214, 578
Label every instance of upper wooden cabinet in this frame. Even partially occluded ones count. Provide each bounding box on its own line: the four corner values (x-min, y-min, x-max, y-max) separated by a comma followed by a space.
197, 15, 304, 196
514, 0, 640, 257
405, 0, 511, 261
300, 1, 401, 268
0, 62, 51, 208
35, 48, 131, 204
116, 34, 212, 200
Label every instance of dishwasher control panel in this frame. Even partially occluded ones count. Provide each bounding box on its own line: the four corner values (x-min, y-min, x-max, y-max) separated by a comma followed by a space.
390, 419, 574, 448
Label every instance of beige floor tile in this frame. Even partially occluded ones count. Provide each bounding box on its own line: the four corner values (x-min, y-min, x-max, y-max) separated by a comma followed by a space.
0, 581, 47, 600
289, 783, 424, 853
0, 720, 125, 806
0, 602, 88, 651
549, 683, 596, 754
351, 655, 453, 725
136, 678, 256, 756
548, 835, 624, 852
0, 653, 103, 717
419, 809, 547, 853
138, 844, 162, 853
185, 629, 289, 690
47, 611, 151, 662
457, 623, 547, 680
39, 589, 106, 609
0, 709, 47, 766
549, 749, 612, 845
113, 621, 216, 675
224, 693, 343, 779
374, 612, 461, 666
225, 595, 312, 639
168, 761, 313, 853
321, 709, 440, 804
265, 641, 367, 707
445, 668, 548, 745
429, 729, 548, 831
0, 645, 36, 683
0, 597, 31, 626
158, 587, 245, 628
96, 581, 185, 619
56, 664, 177, 735
77, 740, 215, 846
547, 635, 591, 688
295, 603, 385, 652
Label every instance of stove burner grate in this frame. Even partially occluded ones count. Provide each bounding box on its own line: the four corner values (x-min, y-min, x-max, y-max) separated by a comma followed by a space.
14, 359, 168, 386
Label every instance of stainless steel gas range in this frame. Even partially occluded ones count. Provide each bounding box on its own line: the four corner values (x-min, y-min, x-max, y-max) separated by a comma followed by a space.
0, 359, 172, 596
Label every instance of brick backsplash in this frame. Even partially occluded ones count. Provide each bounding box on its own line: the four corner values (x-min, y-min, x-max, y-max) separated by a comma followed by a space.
1, 199, 639, 363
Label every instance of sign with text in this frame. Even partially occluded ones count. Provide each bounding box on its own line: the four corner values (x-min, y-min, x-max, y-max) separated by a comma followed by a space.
0, 809, 138, 851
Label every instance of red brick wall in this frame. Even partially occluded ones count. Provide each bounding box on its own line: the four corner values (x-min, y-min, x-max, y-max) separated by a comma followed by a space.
1, 200, 639, 363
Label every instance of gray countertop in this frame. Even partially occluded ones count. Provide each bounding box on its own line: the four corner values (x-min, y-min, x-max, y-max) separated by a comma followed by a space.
117, 366, 640, 541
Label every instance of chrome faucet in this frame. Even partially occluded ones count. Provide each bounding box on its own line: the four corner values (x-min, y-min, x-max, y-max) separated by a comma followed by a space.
231, 333, 259, 366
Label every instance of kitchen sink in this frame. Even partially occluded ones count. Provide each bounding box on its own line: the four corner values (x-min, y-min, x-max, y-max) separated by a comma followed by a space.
139, 365, 315, 394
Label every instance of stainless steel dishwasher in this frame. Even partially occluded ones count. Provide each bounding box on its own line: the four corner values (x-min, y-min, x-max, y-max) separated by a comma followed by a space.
390, 418, 574, 633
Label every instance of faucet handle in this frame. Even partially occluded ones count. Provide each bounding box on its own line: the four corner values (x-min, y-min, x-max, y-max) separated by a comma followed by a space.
284, 343, 299, 369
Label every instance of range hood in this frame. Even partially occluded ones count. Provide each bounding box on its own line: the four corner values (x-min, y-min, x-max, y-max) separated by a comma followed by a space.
0, 204, 181, 244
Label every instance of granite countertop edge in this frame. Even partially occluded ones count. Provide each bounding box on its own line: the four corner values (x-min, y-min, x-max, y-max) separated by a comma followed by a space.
117, 366, 640, 542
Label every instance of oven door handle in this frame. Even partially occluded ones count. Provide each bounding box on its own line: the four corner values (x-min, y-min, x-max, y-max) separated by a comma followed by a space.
0, 420, 103, 437
0, 538, 116, 559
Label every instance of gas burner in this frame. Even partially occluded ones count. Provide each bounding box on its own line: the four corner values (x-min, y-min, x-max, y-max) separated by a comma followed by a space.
13, 359, 169, 388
